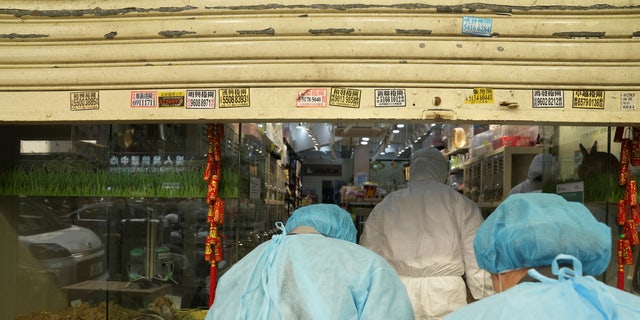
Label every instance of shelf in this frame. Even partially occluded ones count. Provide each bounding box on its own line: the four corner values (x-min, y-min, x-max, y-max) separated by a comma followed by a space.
445, 147, 469, 157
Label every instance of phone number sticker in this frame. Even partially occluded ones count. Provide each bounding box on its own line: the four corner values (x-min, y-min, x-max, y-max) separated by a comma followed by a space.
130, 91, 157, 108
621, 92, 637, 110
375, 89, 406, 107
532, 89, 564, 108
462, 16, 493, 37
464, 88, 494, 104
186, 90, 216, 109
70, 91, 99, 111
573, 90, 605, 109
220, 88, 250, 108
329, 88, 361, 108
297, 88, 328, 107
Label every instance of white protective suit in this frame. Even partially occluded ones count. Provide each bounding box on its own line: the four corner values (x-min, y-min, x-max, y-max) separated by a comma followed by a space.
360, 148, 493, 320
508, 153, 559, 195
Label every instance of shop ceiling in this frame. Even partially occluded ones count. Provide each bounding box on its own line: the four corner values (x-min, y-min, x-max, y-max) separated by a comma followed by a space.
284, 122, 439, 161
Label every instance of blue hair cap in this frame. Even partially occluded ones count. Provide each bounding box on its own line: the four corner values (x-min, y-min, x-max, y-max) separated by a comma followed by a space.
285, 204, 357, 243
474, 193, 611, 275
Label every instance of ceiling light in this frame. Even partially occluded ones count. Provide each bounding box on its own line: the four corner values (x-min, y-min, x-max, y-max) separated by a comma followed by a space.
362, 137, 370, 141
360, 141, 369, 145
397, 124, 405, 128
392, 128, 400, 133
296, 122, 305, 129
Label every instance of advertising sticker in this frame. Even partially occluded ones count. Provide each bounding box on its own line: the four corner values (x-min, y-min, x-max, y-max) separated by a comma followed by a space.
159, 91, 186, 108
186, 90, 216, 109
621, 92, 637, 110
462, 16, 493, 37
375, 89, 406, 107
532, 89, 564, 108
220, 88, 250, 108
464, 88, 494, 104
573, 90, 605, 109
329, 88, 361, 108
296, 88, 328, 107
130, 91, 157, 108
70, 91, 99, 111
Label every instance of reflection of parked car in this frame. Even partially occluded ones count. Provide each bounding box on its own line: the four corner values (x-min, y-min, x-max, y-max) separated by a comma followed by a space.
18, 199, 108, 286
62, 200, 152, 235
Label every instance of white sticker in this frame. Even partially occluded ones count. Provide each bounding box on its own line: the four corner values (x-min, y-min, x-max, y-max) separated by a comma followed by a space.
532, 89, 564, 108
375, 89, 406, 107
621, 92, 637, 110
130, 91, 157, 108
296, 88, 327, 107
186, 90, 216, 109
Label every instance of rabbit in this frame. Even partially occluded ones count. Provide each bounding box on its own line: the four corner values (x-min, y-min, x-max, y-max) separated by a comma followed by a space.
578, 141, 620, 181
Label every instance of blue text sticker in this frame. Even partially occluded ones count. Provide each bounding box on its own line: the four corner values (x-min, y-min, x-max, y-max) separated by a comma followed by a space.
462, 16, 493, 37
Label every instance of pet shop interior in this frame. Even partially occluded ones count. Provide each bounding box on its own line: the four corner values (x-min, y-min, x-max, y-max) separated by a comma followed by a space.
1, 1, 640, 319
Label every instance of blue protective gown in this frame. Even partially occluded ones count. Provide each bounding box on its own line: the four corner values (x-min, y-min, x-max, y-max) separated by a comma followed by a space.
205, 204, 414, 320
445, 255, 640, 320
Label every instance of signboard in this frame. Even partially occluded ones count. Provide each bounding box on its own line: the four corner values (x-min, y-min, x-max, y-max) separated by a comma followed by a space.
108, 153, 186, 173
464, 88, 494, 104
573, 90, 605, 109
70, 91, 99, 111
329, 87, 361, 108
462, 16, 493, 37
186, 90, 216, 109
220, 88, 250, 108
296, 88, 328, 107
621, 92, 637, 110
532, 89, 564, 108
250, 176, 261, 199
130, 91, 157, 108
159, 91, 185, 108
375, 89, 406, 107
556, 181, 584, 203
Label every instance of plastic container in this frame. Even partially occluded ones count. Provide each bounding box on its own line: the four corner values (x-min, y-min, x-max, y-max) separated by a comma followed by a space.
491, 125, 532, 149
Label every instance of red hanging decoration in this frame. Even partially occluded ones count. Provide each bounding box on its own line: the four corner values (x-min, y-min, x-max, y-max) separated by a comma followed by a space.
204, 123, 225, 307
618, 199, 628, 226
625, 219, 640, 246
633, 128, 640, 166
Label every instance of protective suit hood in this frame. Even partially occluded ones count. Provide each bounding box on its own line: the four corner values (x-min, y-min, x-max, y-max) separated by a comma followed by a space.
409, 148, 449, 183
285, 203, 357, 243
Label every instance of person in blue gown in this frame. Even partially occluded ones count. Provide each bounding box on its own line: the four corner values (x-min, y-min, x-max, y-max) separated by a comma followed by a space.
445, 193, 640, 320
205, 203, 414, 320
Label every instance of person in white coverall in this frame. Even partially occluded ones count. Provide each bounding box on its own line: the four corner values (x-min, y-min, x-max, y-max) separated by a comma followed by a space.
205, 204, 415, 320
508, 153, 559, 195
360, 147, 493, 320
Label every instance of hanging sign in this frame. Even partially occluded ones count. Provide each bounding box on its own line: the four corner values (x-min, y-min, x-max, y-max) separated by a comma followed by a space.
573, 90, 605, 109
130, 91, 157, 108
462, 16, 493, 37
329, 87, 361, 108
621, 92, 637, 110
186, 90, 216, 109
159, 91, 186, 108
464, 88, 494, 104
70, 91, 99, 111
532, 89, 564, 108
220, 88, 250, 108
296, 88, 328, 107
375, 89, 406, 107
